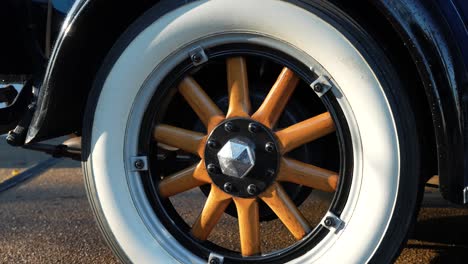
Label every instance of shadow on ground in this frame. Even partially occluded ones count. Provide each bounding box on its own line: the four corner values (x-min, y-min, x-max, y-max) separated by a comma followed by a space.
405, 213, 468, 264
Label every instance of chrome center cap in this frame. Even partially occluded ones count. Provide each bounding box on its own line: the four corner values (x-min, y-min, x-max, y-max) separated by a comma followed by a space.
217, 138, 255, 178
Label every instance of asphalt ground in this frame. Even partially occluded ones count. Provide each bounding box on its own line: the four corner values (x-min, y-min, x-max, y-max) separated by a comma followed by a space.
1, 139, 468, 263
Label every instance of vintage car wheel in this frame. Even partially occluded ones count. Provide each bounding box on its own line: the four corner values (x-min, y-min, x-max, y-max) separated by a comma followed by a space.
82, 0, 420, 263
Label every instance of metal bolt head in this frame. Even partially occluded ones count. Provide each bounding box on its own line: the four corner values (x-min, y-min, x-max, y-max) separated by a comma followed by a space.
224, 182, 233, 193
207, 163, 218, 174
224, 122, 235, 132
207, 140, 219, 149
134, 159, 145, 170
265, 142, 275, 153
324, 217, 335, 227
247, 184, 257, 195
265, 169, 275, 177
248, 123, 259, 133
314, 83, 323, 93
191, 53, 202, 64
209, 258, 220, 264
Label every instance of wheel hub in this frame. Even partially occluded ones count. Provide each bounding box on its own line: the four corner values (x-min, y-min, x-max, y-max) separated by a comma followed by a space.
204, 118, 280, 198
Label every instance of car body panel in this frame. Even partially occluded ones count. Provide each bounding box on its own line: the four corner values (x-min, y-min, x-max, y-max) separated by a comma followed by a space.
25, 0, 157, 143
372, 0, 468, 202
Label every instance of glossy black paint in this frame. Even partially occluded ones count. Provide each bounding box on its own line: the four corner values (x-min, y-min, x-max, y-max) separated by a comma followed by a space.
371, 0, 468, 203
435, 0, 468, 201
25, 0, 468, 202
24, 0, 158, 143
438, 0, 468, 64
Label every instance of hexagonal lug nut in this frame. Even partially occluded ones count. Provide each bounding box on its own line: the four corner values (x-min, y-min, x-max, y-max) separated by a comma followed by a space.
207, 163, 218, 174
247, 184, 257, 195
265, 142, 275, 153
224, 122, 236, 132
224, 182, 233, 193
248, 123, 259, 133
207, 140, 219, 149
265, 169, 275, 177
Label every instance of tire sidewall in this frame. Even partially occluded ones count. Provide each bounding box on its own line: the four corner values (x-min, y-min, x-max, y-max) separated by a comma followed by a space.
83, 1, 419, 263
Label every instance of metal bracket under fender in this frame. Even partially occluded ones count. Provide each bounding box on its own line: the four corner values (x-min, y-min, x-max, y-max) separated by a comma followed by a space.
0, 82, 32, 135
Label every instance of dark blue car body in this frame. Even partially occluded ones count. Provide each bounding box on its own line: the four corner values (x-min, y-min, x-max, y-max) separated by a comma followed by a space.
429, 0, 468, 201
439, 0, 468, 199
439, 0, 468, 63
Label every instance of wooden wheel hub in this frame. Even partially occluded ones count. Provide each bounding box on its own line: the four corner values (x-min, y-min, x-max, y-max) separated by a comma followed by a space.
204, 118, 280, 198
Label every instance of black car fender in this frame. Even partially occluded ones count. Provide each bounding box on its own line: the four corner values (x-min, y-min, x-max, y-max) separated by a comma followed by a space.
371, 0, 467, 203
25, 0, 160, 142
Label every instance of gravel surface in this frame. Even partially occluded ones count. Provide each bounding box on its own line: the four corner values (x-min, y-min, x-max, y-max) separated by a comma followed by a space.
1, 139, 468, 263
0, 167, 118, 264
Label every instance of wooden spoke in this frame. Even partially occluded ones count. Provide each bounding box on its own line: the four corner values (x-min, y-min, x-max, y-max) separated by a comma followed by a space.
233, 197, 261, 256
276, 112, 335, 154
192, 185, 232, 240
178, 77, 225, 131
252, 68, 299, 128
153, 124, 206, 157
278, 157, 338, 192
260, 183, 311, 240
227, 57, 251, 118
159, 161, 212, 198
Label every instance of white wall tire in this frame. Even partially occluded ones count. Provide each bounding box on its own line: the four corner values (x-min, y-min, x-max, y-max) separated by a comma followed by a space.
82, 0, 420, 263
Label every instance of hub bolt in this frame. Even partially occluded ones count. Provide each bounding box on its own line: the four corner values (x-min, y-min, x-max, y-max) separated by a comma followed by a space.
134, 159, 145, 170
265, 169, 275, 177
224, 122, 235, 132
247, 184, 257, 195
248, 123, 259, 133
207, 140, 219, 149
207, 164, 218, 174
265, 142, 275, 153
324, 216, 335, 227
224, 182, 233, 193
314, 83, 323, 93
